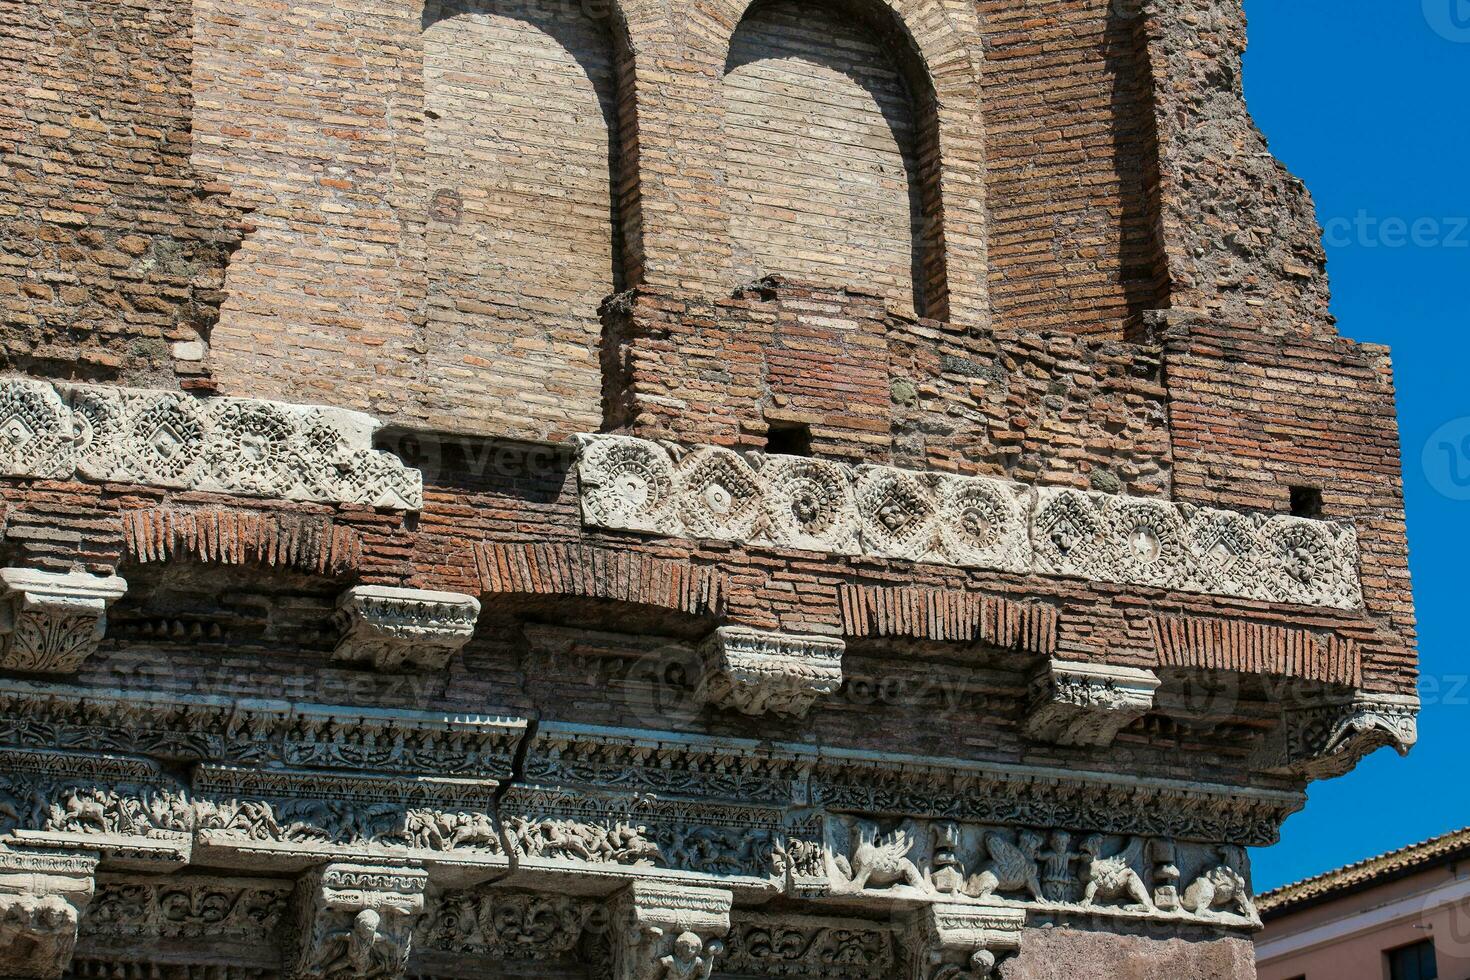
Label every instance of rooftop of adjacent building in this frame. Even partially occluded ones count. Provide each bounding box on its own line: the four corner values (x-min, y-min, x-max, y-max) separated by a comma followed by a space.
1260, 826, 1470, 921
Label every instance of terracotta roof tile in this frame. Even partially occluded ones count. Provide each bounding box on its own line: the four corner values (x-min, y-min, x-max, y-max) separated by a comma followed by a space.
1259, 827, 1470, 918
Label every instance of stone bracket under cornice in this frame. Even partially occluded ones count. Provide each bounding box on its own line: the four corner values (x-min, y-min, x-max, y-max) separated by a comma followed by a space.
290, 862, 427, 980
1023, 659, 1162, 748
1257, 691, 1420, 781
332, 585, 482, 672
612, 881, 732, 980
904, 904, 1024, 980
0, 568, 127, 675
0, 376, 422, 509
573, 434, 1364, 610
0, 848, 98, 980
695, 626, 845, 719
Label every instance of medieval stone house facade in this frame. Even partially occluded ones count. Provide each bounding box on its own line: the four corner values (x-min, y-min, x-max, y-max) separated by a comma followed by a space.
0, 0, 1418, 975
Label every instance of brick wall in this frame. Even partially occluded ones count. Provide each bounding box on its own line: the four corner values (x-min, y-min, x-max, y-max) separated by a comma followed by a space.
420, 0, 625, 439
978, 0, 1166, 338
724, 0, 926, 317
0, 0, 247, 388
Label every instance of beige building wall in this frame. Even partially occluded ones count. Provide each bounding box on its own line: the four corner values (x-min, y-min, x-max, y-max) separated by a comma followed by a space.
1258, 865, 1470, 980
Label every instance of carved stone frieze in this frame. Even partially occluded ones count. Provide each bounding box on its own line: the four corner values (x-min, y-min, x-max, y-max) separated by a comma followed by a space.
0, 847, 98, 980
611, 881, 731, 980
417, 887, 593, 960
695, 627, 844, 718
819, 813, 1263, 928
332, 587, 481, 672
80, 874, 291, 944
290, 863, 427, 980
574, 434, 1364, 609
720, 912, 896, 979
0, 570, 128, 675
0, 681, 525, 778
903, 904, 1023, 980
0, 377, 422, 509
1259, 691, 1420, 780
1023, 660, 1161, 748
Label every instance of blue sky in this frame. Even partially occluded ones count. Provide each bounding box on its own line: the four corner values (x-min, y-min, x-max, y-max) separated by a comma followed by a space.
1240, 0, 1470, 890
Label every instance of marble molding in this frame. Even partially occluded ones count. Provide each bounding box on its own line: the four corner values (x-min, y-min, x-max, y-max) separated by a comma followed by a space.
0, 377, 422, 510
290, 863, 427, 980
1259, 691, 1420, 780
332, 586, 482, 672
1024, 660, 1162, 748
575, 434, 1364, 610
695, 626, 845, 718
0, 848, 98, 980
0, 569, 128, 675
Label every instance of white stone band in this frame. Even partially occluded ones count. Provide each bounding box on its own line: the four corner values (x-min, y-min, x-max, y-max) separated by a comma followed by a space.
0, 377, 422, 510
575, 434, 1363, 610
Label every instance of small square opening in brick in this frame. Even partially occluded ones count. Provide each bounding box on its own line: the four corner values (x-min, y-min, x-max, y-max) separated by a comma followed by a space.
766, 421, 812, 457
1290, 486, 1324, 518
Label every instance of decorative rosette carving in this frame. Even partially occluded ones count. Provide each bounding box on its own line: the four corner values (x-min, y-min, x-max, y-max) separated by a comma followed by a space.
575, 434, 678, 534
0, 377, 422, 509
935, 475, 1031, 571
760, 456, 860, 554
676, 447, 764, 539
855, 466, 938, 561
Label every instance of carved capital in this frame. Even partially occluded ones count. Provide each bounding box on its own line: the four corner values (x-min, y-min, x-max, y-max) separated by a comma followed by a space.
0, 569, 127, 674
1262, 691, 1419, 780
696, 626, 845, 718
903, 904, 1023, 980
611, 881, 732, 980
0, 848, 99, 980
1023, 660, 1160, 747
290, 862, 427, 980
332, 586, 481, 672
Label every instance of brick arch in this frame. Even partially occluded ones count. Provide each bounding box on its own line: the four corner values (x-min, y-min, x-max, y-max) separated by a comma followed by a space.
417, 0, 641, 440
618, 0, 989, 324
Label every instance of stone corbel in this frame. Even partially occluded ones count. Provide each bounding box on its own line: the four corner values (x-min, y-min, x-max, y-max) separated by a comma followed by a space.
290, 862, 427, 980
1023, 659, 1160, 747
1260, 691, 1419, 781
611, 881, 732, 980
332, 586, 481, 672
0, 568, 128, 674
903, 904, 1024, 980
695, 626, 845, 718
0, 848, 99, 980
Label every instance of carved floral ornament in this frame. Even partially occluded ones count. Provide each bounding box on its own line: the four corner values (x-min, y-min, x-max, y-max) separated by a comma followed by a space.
575, 434, 1364, 609
0, 377, 422, 509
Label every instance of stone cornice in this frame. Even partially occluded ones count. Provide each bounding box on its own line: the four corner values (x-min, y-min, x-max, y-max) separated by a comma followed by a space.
574, 434, 1363, 610
0, 680, 525, 778
0, 377, 421, 509
1023, 660, 1161, 748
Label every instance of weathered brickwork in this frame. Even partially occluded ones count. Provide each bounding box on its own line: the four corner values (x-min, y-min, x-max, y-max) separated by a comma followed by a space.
0, 0, 248, 388
0, 0, 1416, 976
725, 0, 927, 316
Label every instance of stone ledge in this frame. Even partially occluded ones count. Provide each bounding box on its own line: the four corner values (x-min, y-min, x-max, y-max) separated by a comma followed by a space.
574, 434, 1363, 610
333, 586, 481, 672
0, 376, 422, 510
0, 569, 128, 675
695, 626, 845, 719
1024, 660, 1162, 748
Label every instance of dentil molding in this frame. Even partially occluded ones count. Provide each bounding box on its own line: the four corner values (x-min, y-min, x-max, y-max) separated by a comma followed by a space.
574, 434, 1364, 609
